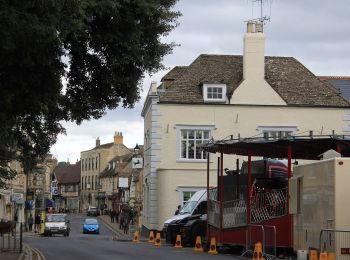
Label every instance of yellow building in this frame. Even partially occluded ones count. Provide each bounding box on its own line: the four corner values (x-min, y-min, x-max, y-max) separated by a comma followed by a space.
141, 22, 350, 232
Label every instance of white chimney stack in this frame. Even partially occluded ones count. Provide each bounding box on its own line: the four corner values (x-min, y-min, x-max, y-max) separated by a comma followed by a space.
243, 21, 265, 81
230, 21, 287, 106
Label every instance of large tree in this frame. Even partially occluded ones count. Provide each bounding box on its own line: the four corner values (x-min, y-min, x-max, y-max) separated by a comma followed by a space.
0, 0, 180, 187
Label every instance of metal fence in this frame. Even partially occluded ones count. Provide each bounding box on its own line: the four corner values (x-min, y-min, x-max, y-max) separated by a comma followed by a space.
320, 229, 350, 260
0, 222, 23, 253
242, 224, 277, 259
251, 189, 287, 223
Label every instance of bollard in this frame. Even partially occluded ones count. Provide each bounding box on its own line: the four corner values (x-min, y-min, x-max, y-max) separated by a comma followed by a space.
208, 237, 218, 254
133, 231, 139, 243
174, 234, 182, 248
253, 242, 264, 260
148, 230, 155, 243
194, 236, 203, 252
154, 232, 161, 246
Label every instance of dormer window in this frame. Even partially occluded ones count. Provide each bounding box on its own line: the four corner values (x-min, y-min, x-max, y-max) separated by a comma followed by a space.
203, 84, 227, 102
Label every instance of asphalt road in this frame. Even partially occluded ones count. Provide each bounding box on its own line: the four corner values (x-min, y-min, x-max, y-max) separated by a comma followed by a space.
24, 214, 239, 260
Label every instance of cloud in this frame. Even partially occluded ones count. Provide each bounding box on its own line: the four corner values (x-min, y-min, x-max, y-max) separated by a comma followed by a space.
51, 0, 350, 162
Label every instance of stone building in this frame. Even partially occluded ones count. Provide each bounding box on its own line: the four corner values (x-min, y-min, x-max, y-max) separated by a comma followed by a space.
80, 132, 131, 211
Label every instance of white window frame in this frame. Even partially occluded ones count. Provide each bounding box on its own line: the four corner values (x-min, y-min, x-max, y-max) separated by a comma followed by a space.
257, 126, 298, 139
176, 125, 214, 162
203, 84, 227, 103
176, 186, 206, 206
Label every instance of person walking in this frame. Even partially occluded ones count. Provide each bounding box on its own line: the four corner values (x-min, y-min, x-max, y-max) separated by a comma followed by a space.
109, 209, 115, 223
34, 214, 41, 233
28, 214, 34, 231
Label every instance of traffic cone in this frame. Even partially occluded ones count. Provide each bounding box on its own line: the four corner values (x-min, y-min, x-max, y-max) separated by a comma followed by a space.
319, 252, 327, 260
309, 250, 318, 260
154, 232, 161, 246
148, 231, 155, 243
174, 234, 182, 248
194, 236, 203, 252
133, 231, 139, 243
208, 237, 218, 254
327, 252, 335, 260
253, 242, 264, 260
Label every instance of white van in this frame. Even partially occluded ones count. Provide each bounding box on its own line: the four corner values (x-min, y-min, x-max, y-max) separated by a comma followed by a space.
163, 190, 207, 243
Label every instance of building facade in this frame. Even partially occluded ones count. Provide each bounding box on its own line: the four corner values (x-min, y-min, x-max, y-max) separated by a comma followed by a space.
80, 132, 133, 212
141, 22, 350, 231
52, 161, 81, 213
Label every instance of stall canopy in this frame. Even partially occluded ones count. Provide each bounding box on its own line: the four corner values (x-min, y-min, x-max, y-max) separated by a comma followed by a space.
45, 198, 55, 208
202, 135, 350, 160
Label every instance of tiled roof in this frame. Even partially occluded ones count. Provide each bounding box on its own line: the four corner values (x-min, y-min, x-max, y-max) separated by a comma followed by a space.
99, 148, 144, 178
159, 54, 350, 107
99, 153, 133, 178
319, 76, 350, 102
161, 66, 188, 81
54, 162, 81, 184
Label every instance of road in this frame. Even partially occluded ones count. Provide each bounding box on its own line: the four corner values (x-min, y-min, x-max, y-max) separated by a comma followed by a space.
24, 214, 238, 260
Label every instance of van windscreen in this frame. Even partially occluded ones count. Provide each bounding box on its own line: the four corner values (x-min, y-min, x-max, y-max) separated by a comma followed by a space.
180, 201, 197, 214
46, 215, 65, 222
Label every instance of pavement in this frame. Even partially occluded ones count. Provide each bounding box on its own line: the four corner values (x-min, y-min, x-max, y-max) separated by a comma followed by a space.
97, 214, 147, 242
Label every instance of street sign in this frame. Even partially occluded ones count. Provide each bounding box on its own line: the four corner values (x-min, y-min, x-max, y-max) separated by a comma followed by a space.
119, 177, 129, 188
132, 158, 143, 169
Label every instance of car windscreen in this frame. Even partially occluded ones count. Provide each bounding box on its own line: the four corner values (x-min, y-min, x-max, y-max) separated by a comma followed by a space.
46, 215, 65, 222
179, 201, 197, 214
85, 219, 98, 224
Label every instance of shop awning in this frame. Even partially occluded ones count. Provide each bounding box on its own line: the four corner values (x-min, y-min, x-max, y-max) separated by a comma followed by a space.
45, 198, 55, 208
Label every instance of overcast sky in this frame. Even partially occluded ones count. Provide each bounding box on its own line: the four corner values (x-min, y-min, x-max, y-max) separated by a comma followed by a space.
50, 0, 350, 163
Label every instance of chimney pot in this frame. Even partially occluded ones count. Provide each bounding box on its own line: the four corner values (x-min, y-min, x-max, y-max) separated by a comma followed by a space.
255, 21, 263, 33
96, 137, 100, 147
247, 21, 254, 33
114, 131, 123, 144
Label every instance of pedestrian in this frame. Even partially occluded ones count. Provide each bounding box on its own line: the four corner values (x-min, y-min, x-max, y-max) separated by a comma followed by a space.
28, 214, 34, 231
112, 209, 117, 223
122, 210, 129, 234
115, 208, 120, 224
34, 214, 41, 233
175, 205, 181, 215
109, 209, 115, 223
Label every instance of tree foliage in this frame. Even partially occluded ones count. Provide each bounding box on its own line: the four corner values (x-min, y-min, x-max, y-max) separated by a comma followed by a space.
0, 0, 180, 187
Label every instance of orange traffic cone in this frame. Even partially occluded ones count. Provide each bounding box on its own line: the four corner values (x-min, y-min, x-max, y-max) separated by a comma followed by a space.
148, 231, 155, 243
327, 252, 335, 260
174, 234, 182, 248
309, 250, 318, 260
133, 231, 139, 243
319, 252, 327, 260
154, 232, 161, 246
208, 237, 218, 254
194, 236, 203, 252
253, 242, 264, 260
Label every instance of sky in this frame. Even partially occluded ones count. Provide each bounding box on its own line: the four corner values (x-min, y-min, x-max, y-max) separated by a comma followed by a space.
50, 0, 350, 163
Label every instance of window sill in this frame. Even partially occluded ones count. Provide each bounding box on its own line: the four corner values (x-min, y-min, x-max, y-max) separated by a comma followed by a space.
176, 159, 208, 163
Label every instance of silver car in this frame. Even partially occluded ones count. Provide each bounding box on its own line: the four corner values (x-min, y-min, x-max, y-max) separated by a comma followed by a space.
44, 214, 70, 236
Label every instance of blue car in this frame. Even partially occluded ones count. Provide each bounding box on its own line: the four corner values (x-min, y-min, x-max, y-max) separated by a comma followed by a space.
83, 218, 100, 234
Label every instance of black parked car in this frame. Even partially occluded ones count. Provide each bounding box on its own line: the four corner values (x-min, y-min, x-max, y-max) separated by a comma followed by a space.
87, 206, 100, 217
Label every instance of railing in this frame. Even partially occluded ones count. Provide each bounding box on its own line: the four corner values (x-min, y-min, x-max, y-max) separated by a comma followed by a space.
223, 199, 247, 228
208, 187, 287, 228
0, 222, 22, 253
251, 189, 287, 223
320, 229, 350, 260
242, 224, 277, 260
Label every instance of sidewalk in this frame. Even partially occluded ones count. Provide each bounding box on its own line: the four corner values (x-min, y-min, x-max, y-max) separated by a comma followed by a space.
98, 214, 139, 241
